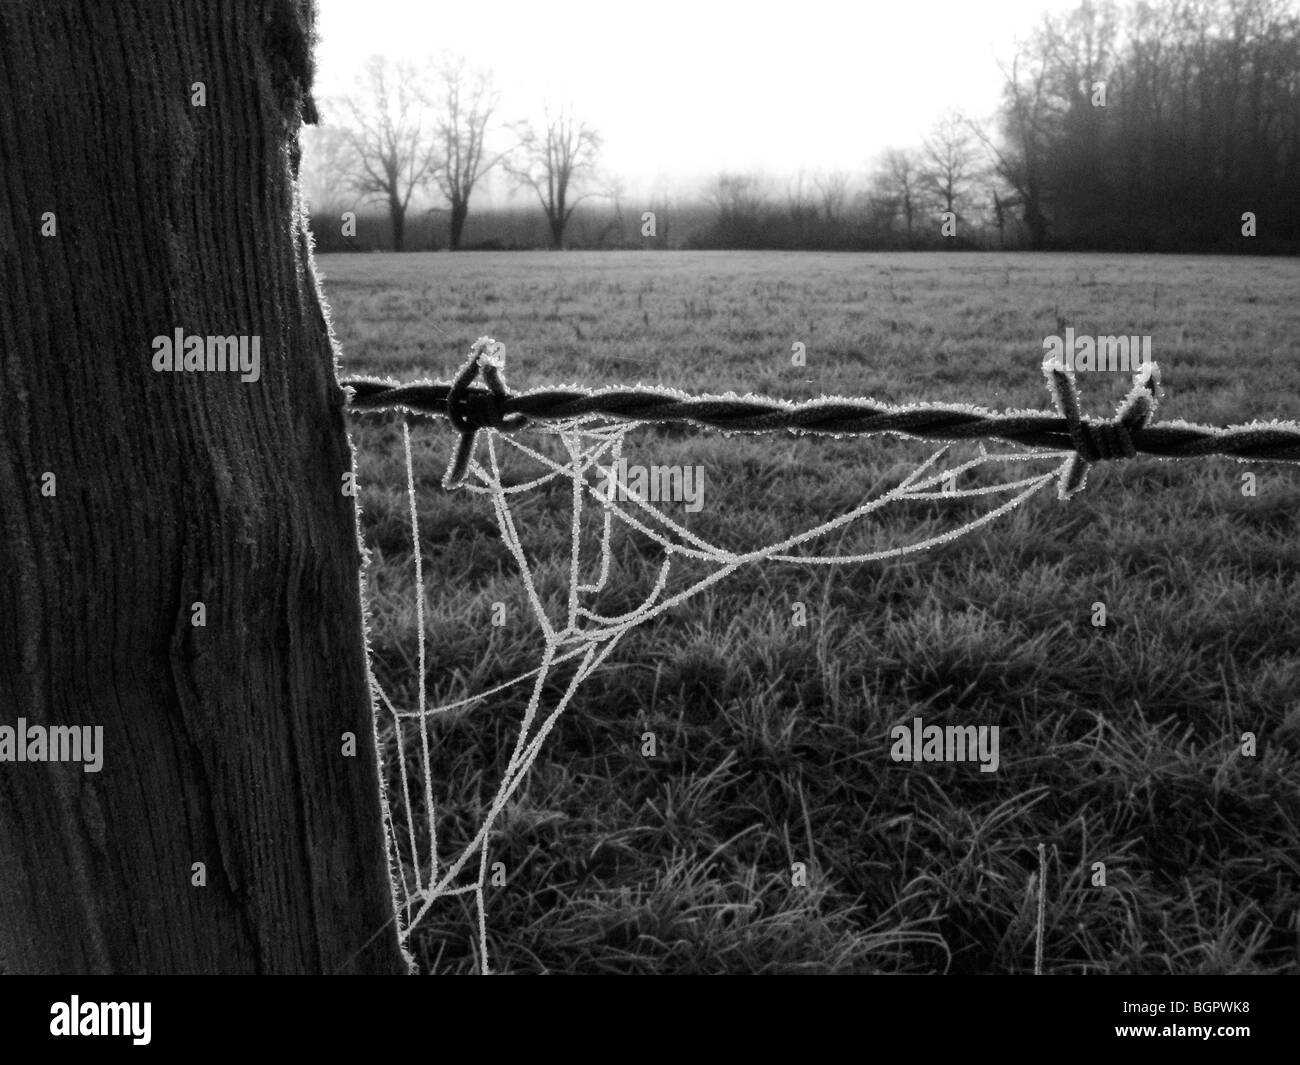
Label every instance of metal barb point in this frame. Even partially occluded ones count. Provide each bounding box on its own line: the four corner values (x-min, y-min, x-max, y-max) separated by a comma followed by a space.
1043, 355, 1160, 501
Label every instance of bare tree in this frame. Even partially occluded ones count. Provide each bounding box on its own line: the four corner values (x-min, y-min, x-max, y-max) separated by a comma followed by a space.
813, 169, 851, 226
337, 55, 435, 251
875, 148, 922, 244
968, 43, 1055, 250
920, 112, 980, 223
707, 172, 765, 216
508, 105, 601, 249
707, 172, 766, 221
992, 187, 1016, 248
785, 169, 818, 227
704, 172, 768, 246
428, 54, 503, 251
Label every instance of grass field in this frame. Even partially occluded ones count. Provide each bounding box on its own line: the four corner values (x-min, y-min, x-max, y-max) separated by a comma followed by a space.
321, 250, 1300, 974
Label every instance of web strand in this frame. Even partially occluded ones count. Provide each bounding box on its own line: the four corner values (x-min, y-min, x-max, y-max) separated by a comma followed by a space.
350, 340, 1300, 974
367, 411, 1067, 973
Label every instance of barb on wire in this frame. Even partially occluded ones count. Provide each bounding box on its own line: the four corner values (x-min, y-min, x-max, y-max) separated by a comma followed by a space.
342, 336, 1300, 500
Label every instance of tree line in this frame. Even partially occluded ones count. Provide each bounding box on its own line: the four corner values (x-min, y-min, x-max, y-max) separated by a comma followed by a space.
304, 53, 601, 251
303, 0, 1300, 254
983, 0, 1299, 251
696, 0, 1298, 252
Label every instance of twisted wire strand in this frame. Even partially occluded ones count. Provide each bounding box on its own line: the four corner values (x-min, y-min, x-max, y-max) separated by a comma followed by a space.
341, 336, 1300, 499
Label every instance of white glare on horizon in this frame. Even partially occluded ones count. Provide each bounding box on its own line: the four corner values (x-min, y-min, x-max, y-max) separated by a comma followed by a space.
311, 0, 1084, 204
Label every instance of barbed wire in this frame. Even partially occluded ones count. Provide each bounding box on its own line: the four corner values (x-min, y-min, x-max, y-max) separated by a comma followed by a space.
341, 337, 1300, 500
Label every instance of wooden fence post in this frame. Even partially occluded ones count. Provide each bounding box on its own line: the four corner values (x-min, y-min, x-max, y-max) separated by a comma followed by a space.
0, 0, 407, 974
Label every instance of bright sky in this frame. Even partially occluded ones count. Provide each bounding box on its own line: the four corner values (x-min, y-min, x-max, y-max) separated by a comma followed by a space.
313, 0, 1083, 203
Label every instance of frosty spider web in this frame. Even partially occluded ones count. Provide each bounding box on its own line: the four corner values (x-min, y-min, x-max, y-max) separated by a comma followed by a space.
363, 340, 1087, 974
